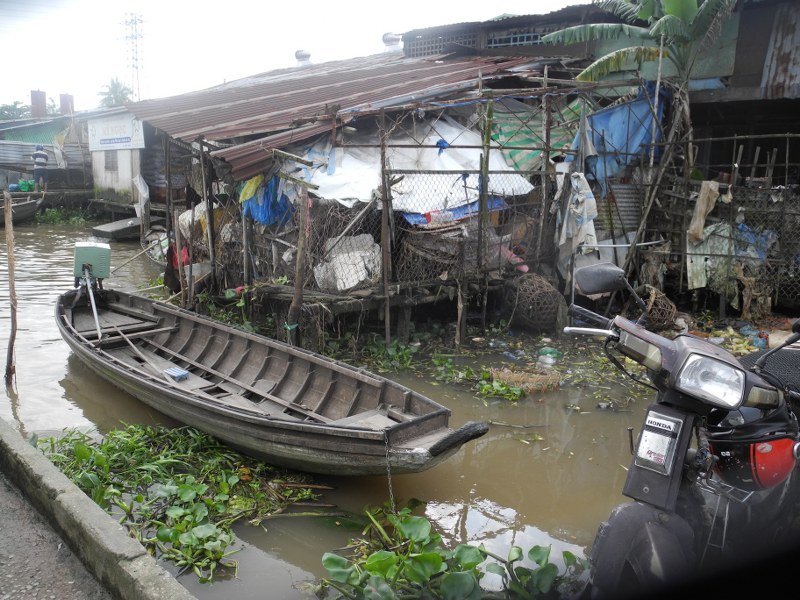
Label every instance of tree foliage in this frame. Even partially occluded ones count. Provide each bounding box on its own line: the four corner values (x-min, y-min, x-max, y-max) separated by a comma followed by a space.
541, 0, 737, 84
0, 101, 30, 120
98, 77, 134, 107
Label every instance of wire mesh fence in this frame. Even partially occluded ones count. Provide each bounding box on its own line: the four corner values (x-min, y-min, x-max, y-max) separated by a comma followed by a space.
238, 169, 558, 297
390, 169, 546, 285
647, 176, 800, 315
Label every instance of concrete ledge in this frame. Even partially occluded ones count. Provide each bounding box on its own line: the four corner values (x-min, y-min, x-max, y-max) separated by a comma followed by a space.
0, 417, 197, 600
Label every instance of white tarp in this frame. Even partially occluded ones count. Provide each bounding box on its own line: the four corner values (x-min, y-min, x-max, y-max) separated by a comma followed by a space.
313, 233, 381, 291
286, 118, 534, 213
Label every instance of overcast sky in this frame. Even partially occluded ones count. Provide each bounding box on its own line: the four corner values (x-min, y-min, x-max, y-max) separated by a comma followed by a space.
1, 0, 589, 112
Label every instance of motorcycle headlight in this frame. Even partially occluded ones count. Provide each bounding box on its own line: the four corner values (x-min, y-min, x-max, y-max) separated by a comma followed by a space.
675, 354, 745, 409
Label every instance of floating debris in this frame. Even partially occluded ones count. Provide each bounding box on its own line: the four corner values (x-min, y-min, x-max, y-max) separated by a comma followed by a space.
491, 366, 561, 393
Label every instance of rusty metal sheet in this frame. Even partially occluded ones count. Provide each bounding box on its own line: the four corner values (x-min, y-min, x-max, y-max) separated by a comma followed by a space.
762, 3, 800, 99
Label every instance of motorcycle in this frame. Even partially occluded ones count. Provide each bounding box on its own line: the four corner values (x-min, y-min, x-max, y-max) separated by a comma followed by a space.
564, 261, 800, 599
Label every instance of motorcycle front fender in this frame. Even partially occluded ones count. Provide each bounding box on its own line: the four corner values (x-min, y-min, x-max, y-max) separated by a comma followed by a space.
590, 501, 696, 599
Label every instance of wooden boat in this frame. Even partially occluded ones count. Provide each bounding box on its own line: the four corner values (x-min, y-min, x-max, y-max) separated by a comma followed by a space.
142, 224, 169, 267
0, 195, 42, 226
56, 244, 488, 476
91, 216, 165, 242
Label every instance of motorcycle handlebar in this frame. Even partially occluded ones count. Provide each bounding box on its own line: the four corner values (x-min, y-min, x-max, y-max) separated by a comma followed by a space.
568, 304, 612, 330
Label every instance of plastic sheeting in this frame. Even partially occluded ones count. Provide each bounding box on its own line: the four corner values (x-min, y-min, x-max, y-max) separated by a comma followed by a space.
241, 175, 295, 227
284, 117, 534, 213
557, 172, 599, 279
567, 83, 668, 198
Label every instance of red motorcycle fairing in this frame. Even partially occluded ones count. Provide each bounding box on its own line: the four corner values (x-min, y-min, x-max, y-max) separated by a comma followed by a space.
706, 402, 800, 491
711, 436, 797, 490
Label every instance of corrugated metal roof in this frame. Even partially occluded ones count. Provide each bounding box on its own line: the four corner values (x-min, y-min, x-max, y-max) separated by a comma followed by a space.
0, 117, 72, 145
0, 140, 87, 173
126, 52, 539, 181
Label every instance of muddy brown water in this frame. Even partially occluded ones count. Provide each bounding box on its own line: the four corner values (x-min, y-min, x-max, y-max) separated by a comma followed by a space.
1, 223, 648, 599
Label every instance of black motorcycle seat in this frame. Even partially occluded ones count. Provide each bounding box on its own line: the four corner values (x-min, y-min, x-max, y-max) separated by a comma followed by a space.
739, 346, 800, 392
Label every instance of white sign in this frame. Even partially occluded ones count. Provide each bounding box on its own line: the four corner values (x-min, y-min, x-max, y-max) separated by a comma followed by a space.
88, 114, 145, 151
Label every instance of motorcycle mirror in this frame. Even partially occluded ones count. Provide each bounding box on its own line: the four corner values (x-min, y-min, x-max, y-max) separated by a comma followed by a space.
573, 262, 650, 325
573, 262, 629, 296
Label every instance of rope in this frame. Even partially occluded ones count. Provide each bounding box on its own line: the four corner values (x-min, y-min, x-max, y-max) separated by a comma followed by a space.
383, 431, 396, 514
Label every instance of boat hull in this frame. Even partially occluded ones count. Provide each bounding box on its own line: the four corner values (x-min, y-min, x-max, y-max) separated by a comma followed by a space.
56, 288, 488, 476
0, 196, 42, 226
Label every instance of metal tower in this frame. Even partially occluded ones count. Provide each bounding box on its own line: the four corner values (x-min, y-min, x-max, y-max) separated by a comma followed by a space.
124, 12, 143, 101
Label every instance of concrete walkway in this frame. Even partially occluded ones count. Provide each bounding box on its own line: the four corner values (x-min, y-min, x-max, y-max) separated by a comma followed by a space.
0, 417, 197, 600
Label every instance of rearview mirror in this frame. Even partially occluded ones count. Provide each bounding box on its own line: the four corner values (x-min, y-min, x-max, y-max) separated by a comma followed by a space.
573, 262, 630, 296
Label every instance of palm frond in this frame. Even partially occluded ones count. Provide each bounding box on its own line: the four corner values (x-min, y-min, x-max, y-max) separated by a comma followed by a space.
663, 0, 698, 24
541, 23, 650, 45
650, 14, 691, 43
690, 0, 737, 49
593, 0, 645, 23
575, 46, 667, 81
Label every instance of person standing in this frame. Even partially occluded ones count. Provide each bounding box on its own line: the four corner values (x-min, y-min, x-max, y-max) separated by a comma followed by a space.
31, 144, 48, 192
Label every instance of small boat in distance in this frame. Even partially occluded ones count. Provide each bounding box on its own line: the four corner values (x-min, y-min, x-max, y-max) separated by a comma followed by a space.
56, 242, 488, 476
0, 195, 42, 226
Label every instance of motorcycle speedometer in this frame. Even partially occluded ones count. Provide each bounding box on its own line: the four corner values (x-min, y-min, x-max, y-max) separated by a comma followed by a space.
617, 330, 662, 371
675, 354, 745, 409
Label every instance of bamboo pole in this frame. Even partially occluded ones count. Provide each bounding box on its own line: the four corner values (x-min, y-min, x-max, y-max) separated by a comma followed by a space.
111, 238, 162, 274
4, 191, 17, 385
621, 95, 686, 278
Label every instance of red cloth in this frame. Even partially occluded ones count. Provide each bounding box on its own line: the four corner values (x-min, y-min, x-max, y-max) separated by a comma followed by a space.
169, 244, 189, 269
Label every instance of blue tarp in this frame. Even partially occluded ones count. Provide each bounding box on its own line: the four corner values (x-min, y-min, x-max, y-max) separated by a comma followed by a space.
568, 83, 669, 198
242, 175, 295, 227
400, 196, 507, 225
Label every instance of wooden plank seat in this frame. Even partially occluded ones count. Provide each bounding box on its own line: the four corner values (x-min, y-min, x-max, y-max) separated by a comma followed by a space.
76, 320, 160, 340
214, 380, 300, 419
213, 390, 301, 420
141, 338, 334, 423
109, 346, 210, 391
331, 408, 396, 429
95, 325, 179, 347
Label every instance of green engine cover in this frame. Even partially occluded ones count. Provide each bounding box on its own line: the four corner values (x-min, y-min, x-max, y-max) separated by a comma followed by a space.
73, 242, 111, 279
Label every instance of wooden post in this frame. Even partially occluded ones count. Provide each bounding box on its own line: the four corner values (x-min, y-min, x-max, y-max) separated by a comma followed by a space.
242, 201, 251, 287
174, 209, 187, 308
287, 189, 309, 347
4, 191, 17, 385
534, 84, 553, 271
477, 100, 492, 341
379, 111, 392, 347
164, 135, 173, 236
397, 305, 411, 344
199, 144, 217, 291
188, 188, 196, 305
276, 153, 319, 347
749, 146, 761, 183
